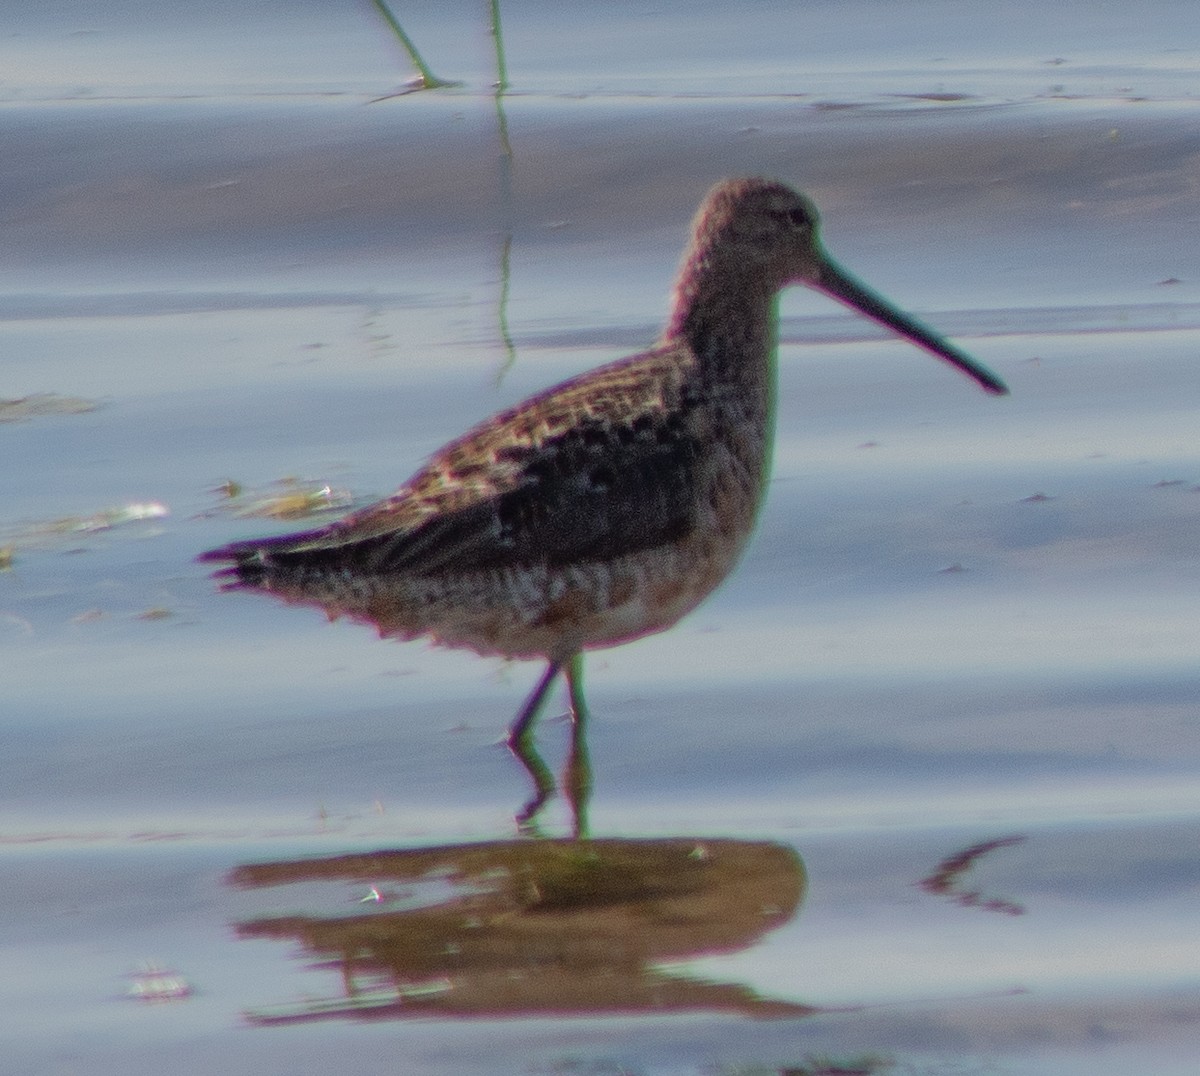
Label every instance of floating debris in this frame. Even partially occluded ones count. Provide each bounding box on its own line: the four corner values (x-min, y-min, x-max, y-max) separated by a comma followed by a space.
126, 962, 193, 1002
136, 607, 173, 621
50, 501, 168, 535
79, 502, 169, 531
0, 393, 100, 423
205, 477, 356, 521
0, 502, 169, 554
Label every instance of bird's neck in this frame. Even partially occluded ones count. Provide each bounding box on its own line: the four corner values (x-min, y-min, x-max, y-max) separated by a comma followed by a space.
662, 257, 781, 506
663, 257, 781, 390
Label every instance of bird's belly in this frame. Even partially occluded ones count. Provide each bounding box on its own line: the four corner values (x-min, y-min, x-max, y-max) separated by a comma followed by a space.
284, 524, 750, 663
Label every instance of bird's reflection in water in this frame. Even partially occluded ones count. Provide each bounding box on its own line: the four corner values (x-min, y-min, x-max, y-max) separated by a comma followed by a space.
229, 836, 809, 1023
510, 686, 592, 837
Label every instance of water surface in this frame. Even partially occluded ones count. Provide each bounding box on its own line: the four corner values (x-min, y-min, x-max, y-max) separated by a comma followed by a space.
3, 2, 1200, 1073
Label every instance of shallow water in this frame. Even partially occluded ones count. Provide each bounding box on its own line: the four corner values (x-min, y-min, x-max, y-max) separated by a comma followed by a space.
3, 2, 1200, 1073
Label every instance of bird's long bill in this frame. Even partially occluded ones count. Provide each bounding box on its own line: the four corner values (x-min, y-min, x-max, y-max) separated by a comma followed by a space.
816, 257, 1008, 395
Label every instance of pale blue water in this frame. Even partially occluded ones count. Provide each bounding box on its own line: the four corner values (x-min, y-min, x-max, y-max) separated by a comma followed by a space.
3, 2, 1200, 1072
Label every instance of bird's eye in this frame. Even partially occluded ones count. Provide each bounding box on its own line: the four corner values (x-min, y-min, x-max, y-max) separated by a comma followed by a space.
785, 205, 811, 231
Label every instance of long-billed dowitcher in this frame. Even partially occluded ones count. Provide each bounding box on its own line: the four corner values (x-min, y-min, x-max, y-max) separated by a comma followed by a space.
200, 178, 1006, 814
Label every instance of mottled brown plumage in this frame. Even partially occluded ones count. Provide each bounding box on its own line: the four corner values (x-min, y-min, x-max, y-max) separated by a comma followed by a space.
200, 178, 1006, 800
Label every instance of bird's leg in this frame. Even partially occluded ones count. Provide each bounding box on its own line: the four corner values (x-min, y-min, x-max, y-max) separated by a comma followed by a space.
508, 660, 562, 829
563, 653, 592, 840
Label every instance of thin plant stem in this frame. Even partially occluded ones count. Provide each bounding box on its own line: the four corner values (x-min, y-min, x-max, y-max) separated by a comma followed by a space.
369, 0, 461, 90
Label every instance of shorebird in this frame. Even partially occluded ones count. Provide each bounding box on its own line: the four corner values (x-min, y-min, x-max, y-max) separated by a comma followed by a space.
200, 178, 1006, 816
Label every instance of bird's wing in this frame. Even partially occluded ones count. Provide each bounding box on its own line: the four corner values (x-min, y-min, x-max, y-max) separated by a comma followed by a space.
204, 344, 706, 577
